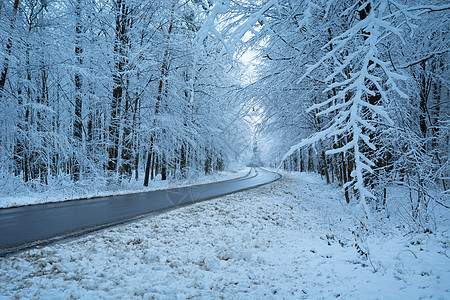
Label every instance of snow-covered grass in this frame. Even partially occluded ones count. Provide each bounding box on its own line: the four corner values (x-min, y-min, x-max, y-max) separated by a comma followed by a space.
1, 172, 449, 299
0, 168, 250, 208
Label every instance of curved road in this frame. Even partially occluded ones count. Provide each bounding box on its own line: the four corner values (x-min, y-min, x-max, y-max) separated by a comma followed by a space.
0, 168, 280, 256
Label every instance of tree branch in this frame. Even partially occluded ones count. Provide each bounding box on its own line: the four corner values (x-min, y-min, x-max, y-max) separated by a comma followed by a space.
399, 49, 449, 69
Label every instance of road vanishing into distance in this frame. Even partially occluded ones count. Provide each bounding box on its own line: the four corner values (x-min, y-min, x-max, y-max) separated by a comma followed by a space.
0, 168, 280, 256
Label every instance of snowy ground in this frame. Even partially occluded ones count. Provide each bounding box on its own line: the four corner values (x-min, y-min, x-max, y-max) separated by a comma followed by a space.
0, 168, 250, 208
1, 172, 449, 299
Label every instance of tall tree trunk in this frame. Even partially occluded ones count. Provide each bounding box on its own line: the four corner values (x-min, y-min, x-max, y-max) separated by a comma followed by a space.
39, 57, 49, 185
0, 0, 20, 96
73, 0, 83, 181
132, 59, 142, 181
144, 1, 176, 186
120, 83, 132, 178
144, 150, 151, 185
180, 144, 186, 176
418, 61, 431, 140
132, 101, 140, 181
204, 149, 211, 174
108, 0, 129, 177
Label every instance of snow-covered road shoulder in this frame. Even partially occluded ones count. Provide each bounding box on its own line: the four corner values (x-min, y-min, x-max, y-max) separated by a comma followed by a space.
1, 172, 449, 299
0, 168, 251, 208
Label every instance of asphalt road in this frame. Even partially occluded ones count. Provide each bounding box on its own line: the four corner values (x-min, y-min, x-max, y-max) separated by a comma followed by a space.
0, 168, 280, 256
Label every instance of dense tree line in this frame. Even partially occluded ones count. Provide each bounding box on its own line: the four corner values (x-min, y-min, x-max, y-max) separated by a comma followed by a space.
0, 0, 250, 189
246, 0, 449, 224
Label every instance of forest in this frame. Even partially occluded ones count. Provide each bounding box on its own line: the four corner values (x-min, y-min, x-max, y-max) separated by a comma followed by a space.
0, 0, 448, 224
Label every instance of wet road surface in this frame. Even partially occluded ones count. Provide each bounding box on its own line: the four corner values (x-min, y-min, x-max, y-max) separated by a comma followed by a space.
0, 168, 280, 256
